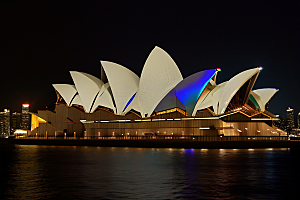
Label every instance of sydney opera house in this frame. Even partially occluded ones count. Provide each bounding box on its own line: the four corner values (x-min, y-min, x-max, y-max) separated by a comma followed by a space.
30, 46, 286, 138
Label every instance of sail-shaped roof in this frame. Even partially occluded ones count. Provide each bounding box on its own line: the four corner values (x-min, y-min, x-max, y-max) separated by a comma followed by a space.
175, 69, 217, 115
153, 69, 217, 116
137, 46, 183, 117
101, 61, 139, 115
52, 84, 77, 105
217, 68, 260, 115
90, 83, 115, 113
192, 81, 227, 115
154, 89, 186, 113
70, 71, 103, 113
71, 94, 83, 106
252, 88, 279, 111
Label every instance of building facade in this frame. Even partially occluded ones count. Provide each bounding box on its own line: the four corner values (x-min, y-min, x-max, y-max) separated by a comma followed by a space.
21, 104, 31, 130
273, 116, 287, 131
297, 112, 300, 129
11, 112, 22, 134
0, 109, 10, 135
286, 107, 295, 133
30, 46, 286, 138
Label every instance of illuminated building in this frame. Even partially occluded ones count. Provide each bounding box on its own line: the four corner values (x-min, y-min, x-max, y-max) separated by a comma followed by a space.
21, 104, 31, 130
298, 112, 300, 129
30, 46, 286, 137
273, 115, 287, 131
0, 109, 10, 135
286, 107, 295, 133
11, 112, 22, 134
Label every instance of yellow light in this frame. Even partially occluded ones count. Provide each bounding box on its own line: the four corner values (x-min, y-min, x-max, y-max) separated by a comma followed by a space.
156, 108, 186, 116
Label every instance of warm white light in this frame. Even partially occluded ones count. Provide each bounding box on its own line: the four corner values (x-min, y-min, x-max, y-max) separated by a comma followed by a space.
14, 130, 27, 134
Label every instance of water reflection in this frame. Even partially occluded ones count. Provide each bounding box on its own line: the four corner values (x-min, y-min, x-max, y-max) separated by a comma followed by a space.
0, 146, 299, 199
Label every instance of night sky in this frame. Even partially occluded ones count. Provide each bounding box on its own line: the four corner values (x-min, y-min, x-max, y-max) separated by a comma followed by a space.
0, 1, 299, 116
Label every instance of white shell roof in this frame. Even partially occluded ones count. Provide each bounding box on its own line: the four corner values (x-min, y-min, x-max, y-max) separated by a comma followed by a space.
70, 71, 104, 113
52, 84, 77, 105
217, 68, 260, 115
71, 94, 83, 106
90, 83, 115, 113
101, 61, 139, 115
123, 93, 142, 115
137, 46, 183, 117
192, 81, 227, 116
252, 88, 279, 111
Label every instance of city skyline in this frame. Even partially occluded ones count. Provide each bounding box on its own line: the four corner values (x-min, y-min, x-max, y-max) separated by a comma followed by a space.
0, 1, 299, 116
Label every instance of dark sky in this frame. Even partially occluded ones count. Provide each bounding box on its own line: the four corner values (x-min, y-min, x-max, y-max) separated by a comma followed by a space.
0, 1, 299, 116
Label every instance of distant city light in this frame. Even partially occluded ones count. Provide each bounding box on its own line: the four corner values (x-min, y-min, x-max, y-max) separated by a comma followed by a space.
22, 104, 30, 107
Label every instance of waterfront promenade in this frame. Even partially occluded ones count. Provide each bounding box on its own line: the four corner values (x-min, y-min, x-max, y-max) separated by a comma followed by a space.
5, 135, 300, 149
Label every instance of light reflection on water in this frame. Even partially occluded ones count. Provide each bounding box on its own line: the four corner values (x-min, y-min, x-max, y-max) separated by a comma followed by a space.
0, 145, 299, 199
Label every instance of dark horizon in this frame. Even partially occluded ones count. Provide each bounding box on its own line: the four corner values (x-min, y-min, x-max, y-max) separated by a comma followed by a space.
0, 1, 299, 116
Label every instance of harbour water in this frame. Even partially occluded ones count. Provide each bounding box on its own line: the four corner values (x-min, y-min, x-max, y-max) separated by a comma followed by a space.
0, 145, 299, 199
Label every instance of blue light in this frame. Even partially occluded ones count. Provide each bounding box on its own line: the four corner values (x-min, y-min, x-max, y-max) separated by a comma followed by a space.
175, 69, 217, 116
184, 148, 195, 153
122, 93, 136, 112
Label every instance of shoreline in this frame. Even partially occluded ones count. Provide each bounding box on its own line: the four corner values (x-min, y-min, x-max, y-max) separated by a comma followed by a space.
2, 138, 300, 149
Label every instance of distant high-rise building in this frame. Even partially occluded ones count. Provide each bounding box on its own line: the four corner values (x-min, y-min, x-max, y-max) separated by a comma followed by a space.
0, 109, 10, 135
11, 112, 22, 134
21, 104, 31, 130
286, 107, 295, 132
273, 115, 287, 131
298, 112, 300, 129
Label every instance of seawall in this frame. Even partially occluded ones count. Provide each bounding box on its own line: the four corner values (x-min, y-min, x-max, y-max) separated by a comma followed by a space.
6, 138, 300, 149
